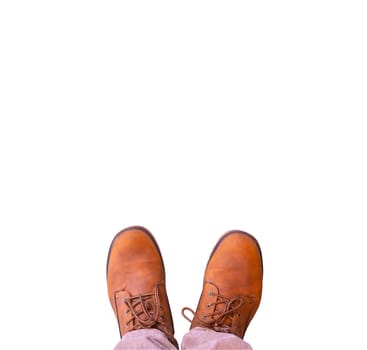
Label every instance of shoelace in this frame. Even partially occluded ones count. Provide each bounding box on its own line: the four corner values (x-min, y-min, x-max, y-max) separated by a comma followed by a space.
182, 292, 256, 333
118, 287, 169, 334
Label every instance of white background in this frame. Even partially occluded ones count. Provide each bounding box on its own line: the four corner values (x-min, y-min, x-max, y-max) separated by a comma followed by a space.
0, 1, 366, 349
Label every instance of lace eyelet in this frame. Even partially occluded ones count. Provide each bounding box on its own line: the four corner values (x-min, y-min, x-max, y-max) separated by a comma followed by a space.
206, 303, 211, 308
208, 290, 213, 296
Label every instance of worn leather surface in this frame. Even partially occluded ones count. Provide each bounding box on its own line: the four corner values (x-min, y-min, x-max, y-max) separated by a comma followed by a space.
106, 226, 178, 348
190, 230, 263, 338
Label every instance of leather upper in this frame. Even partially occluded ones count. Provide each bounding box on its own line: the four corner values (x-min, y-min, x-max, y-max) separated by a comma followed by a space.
188, 230, 263, 338
106, 226, 178, 348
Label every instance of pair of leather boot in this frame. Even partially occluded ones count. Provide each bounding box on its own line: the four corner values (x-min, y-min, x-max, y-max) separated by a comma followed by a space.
106, 226, 263, 349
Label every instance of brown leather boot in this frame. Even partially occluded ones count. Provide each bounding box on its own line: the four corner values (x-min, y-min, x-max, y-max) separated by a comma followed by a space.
182, 230, 263, 338
107, 226, 178, 348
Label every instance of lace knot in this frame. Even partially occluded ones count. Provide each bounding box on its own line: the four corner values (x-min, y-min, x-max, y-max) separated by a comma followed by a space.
182, 289, 258, 333
117, 286, 168, 333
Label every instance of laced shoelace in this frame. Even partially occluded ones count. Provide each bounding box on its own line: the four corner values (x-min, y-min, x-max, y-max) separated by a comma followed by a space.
182, 291, 256, 333
117, 287, 169, 334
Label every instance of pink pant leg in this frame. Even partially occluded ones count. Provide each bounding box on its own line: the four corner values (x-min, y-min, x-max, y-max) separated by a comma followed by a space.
181, 327, 252, 350
115, 329, 177, 350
